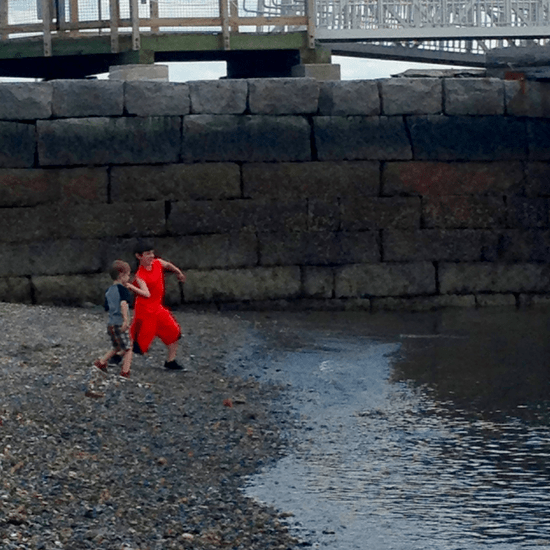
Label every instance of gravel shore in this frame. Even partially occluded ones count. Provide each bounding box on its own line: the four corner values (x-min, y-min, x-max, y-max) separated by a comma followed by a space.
0, 303, 299, 550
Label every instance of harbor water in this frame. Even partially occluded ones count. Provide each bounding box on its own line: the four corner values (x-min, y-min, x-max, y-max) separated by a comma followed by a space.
230, 309, 550, 550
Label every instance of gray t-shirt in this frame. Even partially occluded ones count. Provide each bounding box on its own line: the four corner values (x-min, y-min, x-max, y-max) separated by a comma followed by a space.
104, 284, 132, 326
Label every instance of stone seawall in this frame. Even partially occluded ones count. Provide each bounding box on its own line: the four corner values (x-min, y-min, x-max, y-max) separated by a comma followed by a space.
2, 76, 550, 310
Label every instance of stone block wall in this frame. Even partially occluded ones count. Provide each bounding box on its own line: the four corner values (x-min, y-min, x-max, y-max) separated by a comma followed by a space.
1, 76, 550, 310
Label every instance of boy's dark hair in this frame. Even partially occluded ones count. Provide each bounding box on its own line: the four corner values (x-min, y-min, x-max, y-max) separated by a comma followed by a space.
134, 240, 155, 256
110, 260, 130, 281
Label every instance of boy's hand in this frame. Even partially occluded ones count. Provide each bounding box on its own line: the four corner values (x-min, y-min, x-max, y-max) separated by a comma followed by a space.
121, 322, 129, 332
177, 271, 186, 283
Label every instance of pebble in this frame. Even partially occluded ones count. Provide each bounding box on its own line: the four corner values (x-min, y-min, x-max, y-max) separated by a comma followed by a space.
0, 303, 299, 550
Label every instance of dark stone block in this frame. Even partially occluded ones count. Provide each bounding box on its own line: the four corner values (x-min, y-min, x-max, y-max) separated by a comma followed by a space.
507, 197, 548, 228
383, 161, 524, 196
243, 161, 380, 200
341, 197, 421, 230
314, 116, 412, 161
383, 229, 499, 261
183, 115, 311, 162
38, 117, 181, 166
0, 121, 36, 167
423, 196, 507, 228
527, 119, 550, 160
111, 163, 240, 202
0, 239, 102, 276
408, 116, 527, 161
259, 231, 380, 266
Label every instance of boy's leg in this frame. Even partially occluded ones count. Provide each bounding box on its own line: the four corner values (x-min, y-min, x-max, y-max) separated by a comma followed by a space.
167, 341, 178, 362
131, 316, 157, 356
120, 349, 133, 379
156, 308, 183, 369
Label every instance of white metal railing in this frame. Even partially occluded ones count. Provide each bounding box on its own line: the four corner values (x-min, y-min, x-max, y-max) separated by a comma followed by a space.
316, 0, 550, 40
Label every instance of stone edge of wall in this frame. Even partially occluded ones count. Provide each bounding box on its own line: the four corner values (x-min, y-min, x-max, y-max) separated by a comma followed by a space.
2, 77, 550, 311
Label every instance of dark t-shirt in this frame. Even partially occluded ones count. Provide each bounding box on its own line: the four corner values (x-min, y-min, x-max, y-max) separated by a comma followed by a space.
104, 284, 132, 326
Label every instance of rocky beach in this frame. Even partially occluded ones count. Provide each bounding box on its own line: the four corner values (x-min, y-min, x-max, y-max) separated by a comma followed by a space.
0, 303, 299, 550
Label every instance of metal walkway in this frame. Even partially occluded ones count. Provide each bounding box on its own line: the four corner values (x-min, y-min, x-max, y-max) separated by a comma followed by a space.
0, 0, 549, 76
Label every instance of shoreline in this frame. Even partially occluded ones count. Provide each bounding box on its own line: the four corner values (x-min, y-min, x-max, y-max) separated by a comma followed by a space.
0, 303, 299, 550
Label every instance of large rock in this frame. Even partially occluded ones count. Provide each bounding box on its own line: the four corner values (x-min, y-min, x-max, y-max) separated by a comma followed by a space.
302, 266, 334, 298
383, 229, 499, 261
527, 119, 550, 160
125, 81, 190, 116
183, 115, 311, 162
0, 277, 32, 303
168, 199, 308, 235
440, 262, 550, 293
248, 78, 319, 115
380, 78, 442, 115
0, 122, 36, 168
259, 231, 380, 266
184, 266, 301, 302
444, 78, 505, 115
0, 83, 52, 120
423, 196, 507, 228
33, 274, 109, 305
407, 115, 527, 161
526, 162, 550, 196
314, 116, 412, 161
38, 117, 181, 166
189, 80, 247, 114
335, 262, 436, 297
318, 80, 380, 116
243, 161, 380, 200
0, 202, 165, 241
506, 80, 550, 118
0, 168, 108, 207
383, 161, 524, 196
158, 234, 258, 269
0, 239, 102, 277
340, 197, 421, 230
111, 163, 240, 202
52, 80, 124, 118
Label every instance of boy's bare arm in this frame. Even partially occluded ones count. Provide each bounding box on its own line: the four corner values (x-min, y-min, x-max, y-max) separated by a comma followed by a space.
120, 300, 130, 332
158, 258, 186, 283
125, 277, 151, 298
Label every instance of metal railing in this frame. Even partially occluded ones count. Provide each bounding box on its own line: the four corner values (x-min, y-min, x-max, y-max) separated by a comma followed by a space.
315, 0, 550, 40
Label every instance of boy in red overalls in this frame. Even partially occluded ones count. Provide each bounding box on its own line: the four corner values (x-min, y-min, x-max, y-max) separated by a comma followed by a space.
130, 243, 186, 370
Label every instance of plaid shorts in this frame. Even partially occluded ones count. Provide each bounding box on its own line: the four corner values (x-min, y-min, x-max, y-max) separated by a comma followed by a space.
107, 325, 130, 353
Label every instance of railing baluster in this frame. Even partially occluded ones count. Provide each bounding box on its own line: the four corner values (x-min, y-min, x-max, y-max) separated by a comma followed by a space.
41, 0, 52, 56
150, 0, 159, 33
0, 0, 8, 41
130, 0, 140, 49
220, 0, 230, 49
110, 0, 119, 53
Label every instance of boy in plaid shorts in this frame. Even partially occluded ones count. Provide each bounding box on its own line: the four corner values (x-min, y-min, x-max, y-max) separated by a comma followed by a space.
94, 260, 149, 379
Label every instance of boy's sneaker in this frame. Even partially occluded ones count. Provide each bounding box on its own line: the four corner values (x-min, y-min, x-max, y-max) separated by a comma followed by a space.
94, 359, 108, 374
119, 370, 130, 380
164, 360, 184, 371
